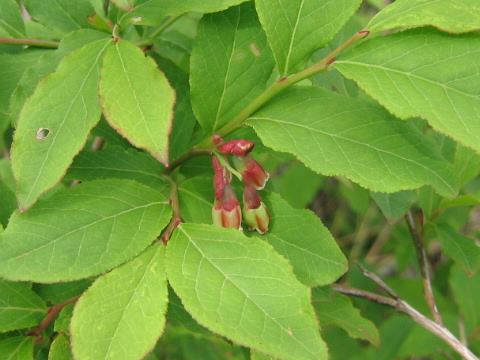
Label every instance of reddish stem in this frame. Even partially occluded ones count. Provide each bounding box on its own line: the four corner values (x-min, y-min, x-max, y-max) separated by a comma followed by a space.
26, 296, 79, 338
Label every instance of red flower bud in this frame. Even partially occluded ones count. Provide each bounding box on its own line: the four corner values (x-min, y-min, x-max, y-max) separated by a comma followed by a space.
212, 185, 242, 230
212, 156, 232, 202
217, 139, 255, 157
243, 185, 270, 234
232, 156, 269, 189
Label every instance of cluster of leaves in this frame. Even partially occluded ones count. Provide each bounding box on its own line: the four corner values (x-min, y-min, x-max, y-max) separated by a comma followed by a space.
0, 0, 480, 359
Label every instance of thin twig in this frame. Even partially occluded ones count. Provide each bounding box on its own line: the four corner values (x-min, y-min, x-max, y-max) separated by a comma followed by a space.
406, 210, 442, 324
26, 296, 79, 338
163, 148, 213, 174
334, 267, 480, 360
159, 175, 182, 243
356, 262, 399, 299
332, 284, 397, 307
0, 37, 59, 48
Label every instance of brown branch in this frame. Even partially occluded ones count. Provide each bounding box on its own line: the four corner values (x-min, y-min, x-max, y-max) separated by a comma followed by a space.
163, 148, 213, 175
160, 175, 182, 243
335, 265, 479, 360
332, 284, 397, 307
406, 210, 442, 324
26, 296, 79, 338
0, 37, 59, 48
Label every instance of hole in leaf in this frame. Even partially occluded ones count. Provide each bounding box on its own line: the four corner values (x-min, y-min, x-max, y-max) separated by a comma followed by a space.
35, 128, 51, 140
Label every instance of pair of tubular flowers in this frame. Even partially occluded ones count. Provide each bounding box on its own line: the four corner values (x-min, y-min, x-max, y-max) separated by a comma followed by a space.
211, 139, 270, 234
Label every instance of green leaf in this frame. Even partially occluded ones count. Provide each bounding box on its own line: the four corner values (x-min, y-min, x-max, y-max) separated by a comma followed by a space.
375, 316, 415, 360
0, 0, 26, 37
149, 54, 196, 161
9, 29, 110, 125
71, 244, 168, 360
99, 39, 174, 165
0, 337, 33, 360
455, 144, 480, 186
258, 192, 347, 287
54, 304, 74, 335
0, 179, 16, 228
66, 147, 166, 190
450, 264, 480, 329
166, 223, 327, 360
0, 179, 171, 282
178, 178, 347, 286
33, 279, 93, 305
22, 0, 94, 34
367, 0, 480, 34
396, 313, 456, 358
0, 50, 49, 121
435, 223, 480, 276
48, 334, 73, 360
333, 28, 480, 153
312, 288, 380, 346
246, 86, 458, 197
0, 160, 15, 193
121, 0, 249, 26
167, 287, 212, 337
275, 162, 324, 209
11, 39, 112, 210
371, 190, 417, 222
178, 177, 213, 225
255, 0, 362, 76
190, 2, 275, 133
439, 192, 480, 211
0, 280, 47, 332
418, 186, 442, 219
251, 350, 275, 360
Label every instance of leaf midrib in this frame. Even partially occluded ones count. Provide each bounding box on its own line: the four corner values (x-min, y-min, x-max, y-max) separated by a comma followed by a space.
115, 43, 158, 152
104, 246, 162, 358
335, 60, 479, 101
249, 116, 455, 195
1, 201, 166, 263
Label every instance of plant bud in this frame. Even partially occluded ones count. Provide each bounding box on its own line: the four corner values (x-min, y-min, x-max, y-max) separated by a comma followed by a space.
242, 185, 270, 234
217, 139, 255, 157
212, 156, 232, 202
212, 185, 242, 230
233, 156, 269, 189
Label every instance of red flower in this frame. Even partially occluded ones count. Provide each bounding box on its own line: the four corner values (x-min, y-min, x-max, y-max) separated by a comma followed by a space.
212, 156, 232, 202
212, 185, 242, 230
242, 185, 270, 234
233, 155, 269, 189
217, 139, 255, 157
